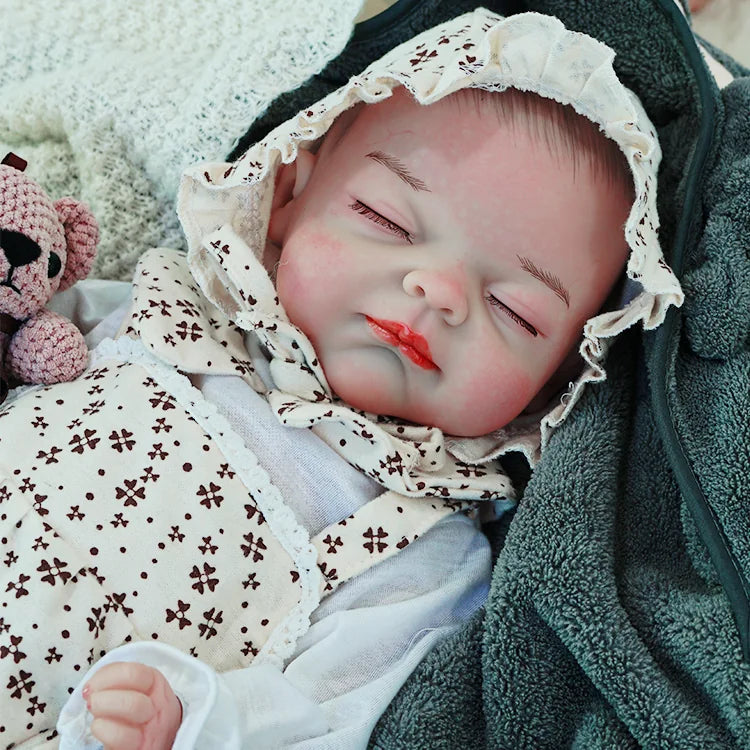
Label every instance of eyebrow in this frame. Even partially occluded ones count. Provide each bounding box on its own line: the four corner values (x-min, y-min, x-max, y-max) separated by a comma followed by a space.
517, 255, 570, 308
365, 150, 431, 193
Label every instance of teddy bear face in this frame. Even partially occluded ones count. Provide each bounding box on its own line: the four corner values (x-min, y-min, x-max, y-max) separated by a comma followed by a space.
1, 158, 105, 327
0, 168, 70, 320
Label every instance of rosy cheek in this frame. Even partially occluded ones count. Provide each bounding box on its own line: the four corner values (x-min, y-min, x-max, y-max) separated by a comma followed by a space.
455, 355, 536, 433
297, 228, 346, 273
278, 228, 344, 305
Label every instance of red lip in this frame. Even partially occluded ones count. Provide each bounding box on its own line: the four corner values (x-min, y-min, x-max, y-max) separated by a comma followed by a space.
366, 316, 438, 370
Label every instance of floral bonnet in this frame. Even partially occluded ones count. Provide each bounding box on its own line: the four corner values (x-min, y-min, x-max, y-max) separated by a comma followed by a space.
177, 9, 683, 467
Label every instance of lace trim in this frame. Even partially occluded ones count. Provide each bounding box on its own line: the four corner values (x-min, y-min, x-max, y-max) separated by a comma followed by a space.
90, 337, 320, 665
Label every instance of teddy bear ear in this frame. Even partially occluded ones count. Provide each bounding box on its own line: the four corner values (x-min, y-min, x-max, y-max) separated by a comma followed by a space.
53, 197, 99, 290
1, 152, 28, 171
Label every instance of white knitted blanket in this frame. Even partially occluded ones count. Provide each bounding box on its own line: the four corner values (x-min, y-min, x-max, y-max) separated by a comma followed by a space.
0, 0, 364, 280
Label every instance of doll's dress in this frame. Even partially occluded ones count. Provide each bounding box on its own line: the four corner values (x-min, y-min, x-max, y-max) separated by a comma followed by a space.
0, 244, 512, 747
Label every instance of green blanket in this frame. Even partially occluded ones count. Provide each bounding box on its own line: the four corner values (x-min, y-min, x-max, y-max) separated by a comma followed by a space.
364, 1, 750, 747
240, 2, 749, 745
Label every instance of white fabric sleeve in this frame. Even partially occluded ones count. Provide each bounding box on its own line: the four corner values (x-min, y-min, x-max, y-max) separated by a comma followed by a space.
57, 513, 491, 749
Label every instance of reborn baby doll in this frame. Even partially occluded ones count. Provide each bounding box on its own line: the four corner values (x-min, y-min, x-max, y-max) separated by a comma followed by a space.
0, 10, 682, 750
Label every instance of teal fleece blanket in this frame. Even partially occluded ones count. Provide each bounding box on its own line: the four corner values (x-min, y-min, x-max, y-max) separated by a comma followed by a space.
223, 0, 750, 744
232, 0, 749, 744
360, 1, 750, 748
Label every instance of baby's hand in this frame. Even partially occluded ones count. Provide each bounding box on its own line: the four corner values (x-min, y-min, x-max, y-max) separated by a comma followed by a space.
83, 661, 182, 750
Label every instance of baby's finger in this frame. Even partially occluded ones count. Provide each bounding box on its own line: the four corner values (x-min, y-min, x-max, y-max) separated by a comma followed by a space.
90, 717, 143, 750
85, 661, 156, 694
88, 688, 156, 725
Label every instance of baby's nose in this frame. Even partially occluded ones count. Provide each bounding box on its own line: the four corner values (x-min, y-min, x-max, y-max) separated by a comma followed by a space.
1, 229, 42, 268
402, 267, 468, 325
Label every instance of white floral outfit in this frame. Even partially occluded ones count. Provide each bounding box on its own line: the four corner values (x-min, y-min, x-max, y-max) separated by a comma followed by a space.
0, 9, 684, 750
0, 243, 509, 748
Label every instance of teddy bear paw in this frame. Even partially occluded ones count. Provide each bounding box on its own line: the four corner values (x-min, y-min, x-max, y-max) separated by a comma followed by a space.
8, 309, 88, 384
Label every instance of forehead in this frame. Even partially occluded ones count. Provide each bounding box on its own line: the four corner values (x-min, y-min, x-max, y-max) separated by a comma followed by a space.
320, 94, 518, 233
321, 87, 608, 218
333, 87, 508, 163
323, 88, 599, 244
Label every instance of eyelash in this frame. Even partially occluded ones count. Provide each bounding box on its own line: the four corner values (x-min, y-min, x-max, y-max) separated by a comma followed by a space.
349, 200, 413, 244
485, 295, 538, 337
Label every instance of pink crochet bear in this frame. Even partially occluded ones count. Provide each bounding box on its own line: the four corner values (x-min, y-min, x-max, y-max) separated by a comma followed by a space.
0, 153, 98, 402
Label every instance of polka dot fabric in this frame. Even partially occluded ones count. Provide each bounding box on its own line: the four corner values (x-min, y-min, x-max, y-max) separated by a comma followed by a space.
0, 246, 501, 746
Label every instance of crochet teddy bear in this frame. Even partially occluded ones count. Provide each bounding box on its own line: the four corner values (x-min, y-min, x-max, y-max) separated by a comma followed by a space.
0, 152, 98, 403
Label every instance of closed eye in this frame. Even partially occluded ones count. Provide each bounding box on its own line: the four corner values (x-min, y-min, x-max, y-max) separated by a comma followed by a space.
349, 200, 413, 244
485, 295, 538, 337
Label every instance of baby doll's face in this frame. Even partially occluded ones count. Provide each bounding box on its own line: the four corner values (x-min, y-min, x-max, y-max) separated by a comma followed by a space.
269, 88, 632, 437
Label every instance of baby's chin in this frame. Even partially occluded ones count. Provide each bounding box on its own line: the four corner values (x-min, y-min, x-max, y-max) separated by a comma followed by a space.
319, 356, 525, 438
331, 381, 514, 438
325, 372, 432, 428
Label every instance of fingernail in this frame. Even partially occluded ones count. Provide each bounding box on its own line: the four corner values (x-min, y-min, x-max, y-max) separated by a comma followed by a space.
82, 685, 91, 700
